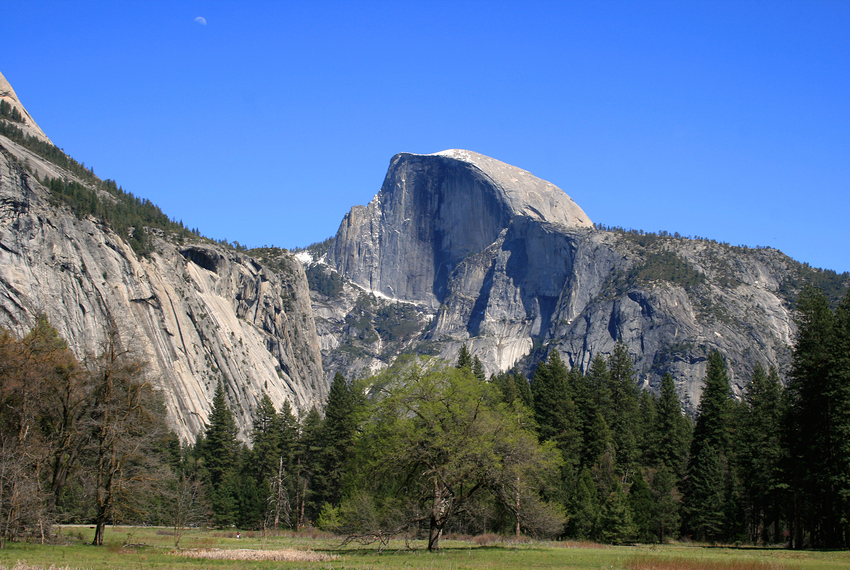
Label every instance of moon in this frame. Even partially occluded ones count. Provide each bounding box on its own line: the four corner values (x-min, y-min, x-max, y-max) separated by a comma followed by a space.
194, 16, 207, 25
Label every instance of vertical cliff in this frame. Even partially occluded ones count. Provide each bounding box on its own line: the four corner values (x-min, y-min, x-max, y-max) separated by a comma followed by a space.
322, 149, 824, 412
0, 140, 326, 441
329, 150, 593, 308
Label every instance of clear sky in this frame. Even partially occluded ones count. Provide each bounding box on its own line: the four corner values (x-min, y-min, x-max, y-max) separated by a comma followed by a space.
2, 1, 848, 273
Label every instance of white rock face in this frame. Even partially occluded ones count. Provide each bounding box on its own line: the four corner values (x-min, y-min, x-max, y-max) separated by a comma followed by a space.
322, 149, 803, 413
0, 71, 52, 145
431, 150, 592, 228
0, 140, 326, 442
330, 150, 592, 309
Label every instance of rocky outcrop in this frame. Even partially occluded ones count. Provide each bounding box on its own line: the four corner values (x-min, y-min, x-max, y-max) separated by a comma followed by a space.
321, 149, 832, 412
0, 141, 326, 441
329, 150, 592, 309
0, 71, 52, 145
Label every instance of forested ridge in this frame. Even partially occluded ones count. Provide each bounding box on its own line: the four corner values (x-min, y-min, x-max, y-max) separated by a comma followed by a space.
1, 286, 848, 550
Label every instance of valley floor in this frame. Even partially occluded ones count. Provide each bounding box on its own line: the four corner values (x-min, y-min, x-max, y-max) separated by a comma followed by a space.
1, 526, 848, 570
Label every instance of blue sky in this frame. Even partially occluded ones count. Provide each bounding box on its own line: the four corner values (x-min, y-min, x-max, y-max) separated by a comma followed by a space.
2, 1, 848, 272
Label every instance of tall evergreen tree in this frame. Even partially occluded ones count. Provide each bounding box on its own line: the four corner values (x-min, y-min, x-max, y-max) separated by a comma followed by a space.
315, 373, 359, 508
583, 410, 613, 468
598, 479, 634, 544
739, 365, 786, 544
531, 351, 582, 469
568, 467, 600, 539
456, 343, 472, 370
786, 286, 850, 548
606, 341, 640, 470
296, 406, 324, 527
628, 469, 655, 542
581, 353, 612, 465
637, 389, 659, 466
684, 442, 725, 541
650, 466, 681, 543
251, 392, 282, 484
682, 351, 733, 541
201, 381, 239, 527
654, 373, 691, 478
472, 355, 486, 382
531, 352, 582, 511
585, 353, 612, 418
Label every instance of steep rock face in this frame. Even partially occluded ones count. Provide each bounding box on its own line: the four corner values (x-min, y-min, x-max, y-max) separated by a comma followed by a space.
0, 142, 326, 441
329, 150, 592, 308
423, 226, 800, 409
321, 150, 823, 412
428, 222, 626, 372
0, 71, 52, 144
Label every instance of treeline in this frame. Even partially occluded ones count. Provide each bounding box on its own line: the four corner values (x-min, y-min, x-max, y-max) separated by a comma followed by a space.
2, 285, 848, 550
0, 101, 24, 124
179, 285, 850, 549
41, 176, 194, 257
1, 118, 202, 256
594, 223, 849, 305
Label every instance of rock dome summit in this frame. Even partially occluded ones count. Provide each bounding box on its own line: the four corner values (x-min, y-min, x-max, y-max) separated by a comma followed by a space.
330, 150, 593, 308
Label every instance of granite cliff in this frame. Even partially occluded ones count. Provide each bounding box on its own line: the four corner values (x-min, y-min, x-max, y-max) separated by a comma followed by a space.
3, 70, 847, 427
318, 150, 846, 409
0, 128, 326, 443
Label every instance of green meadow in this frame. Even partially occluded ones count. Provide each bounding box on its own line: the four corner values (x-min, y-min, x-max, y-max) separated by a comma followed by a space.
1, 527, 848, 570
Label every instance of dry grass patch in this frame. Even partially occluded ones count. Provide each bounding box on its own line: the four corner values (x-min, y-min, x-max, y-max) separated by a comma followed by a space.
626, 555, 794, 570
472, 533, 502, 546
551, 539, 609, 549
0, 560, 71, 570
171, 548, 339, 562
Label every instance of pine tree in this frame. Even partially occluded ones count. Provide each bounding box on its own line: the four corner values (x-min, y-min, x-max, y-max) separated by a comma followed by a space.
637, 389, 659, 466
785, 286, 850, 548
582, 353, 612, 459
586, 353, 611, 413
456, 343, 472, 370
472, 355, 485, 382
271, 399, 300, 529
569, 467, 600, 539
251, 392, 282, 484
235, 445, 263, 528
296, 406, 324, 527
531, 352, 582, 510
682, 351, 733, 541
683, 443, 725, 541
654, 373, 691, 478
628, 469, 655, 542
201, 381, 239, 527
606, 341, 640, 470
692, 352, 733, 453
739, 365, 786, 543
650, 466, 681, 542
583, 410, 613, 468
531, 351, 582, 467
315, 373, 359, 508
598, 479, 634, 544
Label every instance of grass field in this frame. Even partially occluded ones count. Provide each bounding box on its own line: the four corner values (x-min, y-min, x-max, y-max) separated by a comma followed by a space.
0, 526, 848, 570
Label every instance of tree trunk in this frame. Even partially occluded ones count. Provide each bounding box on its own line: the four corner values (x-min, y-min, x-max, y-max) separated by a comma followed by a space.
93, 521, 105, 546
428, 481, 452, 551
515, 475, 521, 537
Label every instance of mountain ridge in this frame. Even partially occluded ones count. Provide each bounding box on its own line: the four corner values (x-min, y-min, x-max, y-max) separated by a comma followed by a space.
2, 70, 848, 438
319, 153, 847, 410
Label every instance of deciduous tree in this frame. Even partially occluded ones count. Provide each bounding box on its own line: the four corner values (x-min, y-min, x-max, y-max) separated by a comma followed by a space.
346, 359, 565, 550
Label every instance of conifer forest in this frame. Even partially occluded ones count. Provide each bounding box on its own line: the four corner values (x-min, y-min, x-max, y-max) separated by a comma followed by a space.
0, 285, 848, 550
